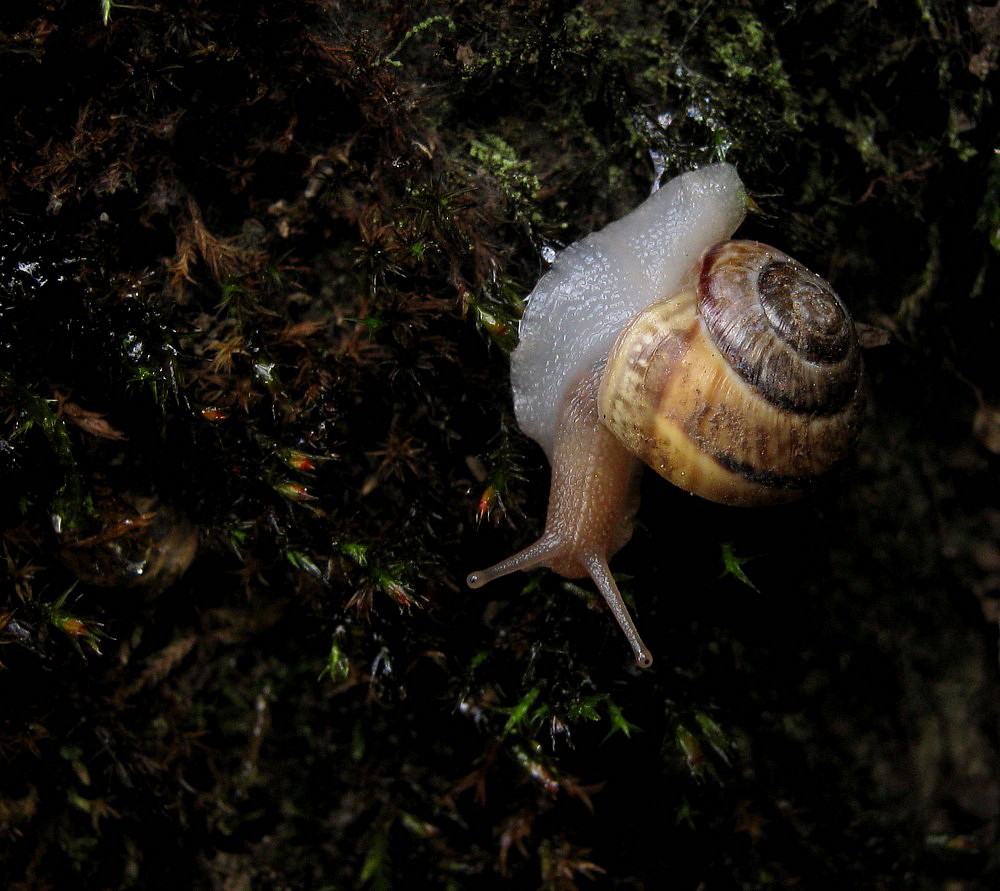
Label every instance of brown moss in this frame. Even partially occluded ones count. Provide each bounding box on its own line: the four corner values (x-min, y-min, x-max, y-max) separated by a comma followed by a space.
1, 0, 999, 887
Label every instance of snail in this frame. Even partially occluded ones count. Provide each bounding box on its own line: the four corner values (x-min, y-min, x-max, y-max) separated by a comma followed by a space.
467, 163, 866, 668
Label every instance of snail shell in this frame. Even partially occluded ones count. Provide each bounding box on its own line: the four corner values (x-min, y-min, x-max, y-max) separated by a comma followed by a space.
468, 164, 867, 669
599, 239, 866, 505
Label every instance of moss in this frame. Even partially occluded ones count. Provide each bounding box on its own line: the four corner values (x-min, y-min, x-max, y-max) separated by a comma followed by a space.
1, 0, 999, 887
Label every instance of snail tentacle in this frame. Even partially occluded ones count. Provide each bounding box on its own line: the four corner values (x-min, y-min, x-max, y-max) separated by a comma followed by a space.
584, 554, 653, 668
466, 534, 567, 589
467, 542, 652, 669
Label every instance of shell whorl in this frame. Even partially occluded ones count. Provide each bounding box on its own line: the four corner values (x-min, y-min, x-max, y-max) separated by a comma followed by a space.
699, 241, 860, 413
597, 239, 866, 505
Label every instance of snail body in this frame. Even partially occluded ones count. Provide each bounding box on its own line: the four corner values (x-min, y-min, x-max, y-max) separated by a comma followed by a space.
468, 164, 866, 668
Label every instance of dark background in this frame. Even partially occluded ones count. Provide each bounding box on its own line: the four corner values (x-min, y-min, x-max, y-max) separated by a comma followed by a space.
1, 1, 999, 887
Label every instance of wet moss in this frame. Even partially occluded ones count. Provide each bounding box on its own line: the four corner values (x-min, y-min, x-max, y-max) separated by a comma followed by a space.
1, 0, 999, 887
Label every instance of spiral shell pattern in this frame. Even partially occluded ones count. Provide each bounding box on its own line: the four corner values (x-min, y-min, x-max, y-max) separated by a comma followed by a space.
597, 240, 866, 505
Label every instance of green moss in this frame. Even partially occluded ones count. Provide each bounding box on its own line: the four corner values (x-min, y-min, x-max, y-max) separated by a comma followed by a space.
469, 134, 541, 212
1, 0, 998, 887
719, 541, 760, 592
0, 370, 89, 526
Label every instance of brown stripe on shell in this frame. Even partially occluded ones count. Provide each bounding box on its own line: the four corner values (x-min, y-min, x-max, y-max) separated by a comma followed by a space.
598, 253, 867, 505
647, 312, 864, 490
713, 449, 853, 493
698, 241, 862, 414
